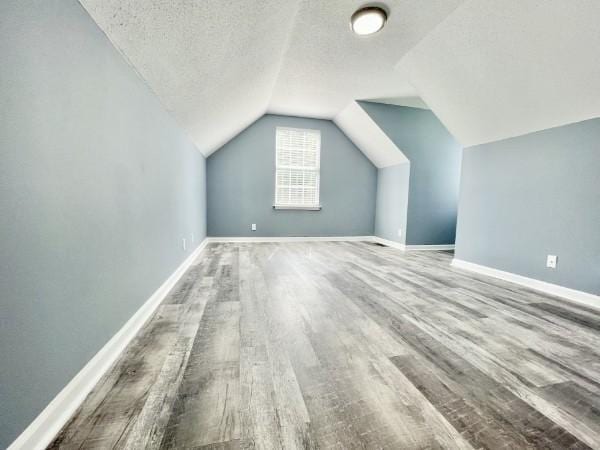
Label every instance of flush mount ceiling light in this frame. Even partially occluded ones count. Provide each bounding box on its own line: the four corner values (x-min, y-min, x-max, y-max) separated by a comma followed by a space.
350, 5, 388, 36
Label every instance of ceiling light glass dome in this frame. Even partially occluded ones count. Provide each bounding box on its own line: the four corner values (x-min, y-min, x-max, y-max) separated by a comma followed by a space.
351, 6, 388, 36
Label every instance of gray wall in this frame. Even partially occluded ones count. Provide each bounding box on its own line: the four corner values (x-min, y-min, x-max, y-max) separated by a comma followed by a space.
374, 163, 410, 244
0, 1, 206, 447
207, 115, 377, 237
360, 102, 462, 245
455, 118, 600, 295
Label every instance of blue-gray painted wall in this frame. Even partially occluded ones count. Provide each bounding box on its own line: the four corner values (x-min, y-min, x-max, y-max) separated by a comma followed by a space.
455, 118, 600, 295
360, 102, 462, 245
374, 164, 410, 244
0, 1, 206, 447
207, 115, 377, 237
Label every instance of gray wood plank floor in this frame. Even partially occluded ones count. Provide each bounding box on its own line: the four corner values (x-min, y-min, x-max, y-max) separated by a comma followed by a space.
48, 242, 600, 449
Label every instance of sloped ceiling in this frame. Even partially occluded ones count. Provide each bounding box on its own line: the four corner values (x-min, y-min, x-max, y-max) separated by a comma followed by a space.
79, 0, 600, 157
364, 96, 429, 110
397, 0, 600, 147
268, 0, 462, 119
78, 0, 463, 156
334, 101, 408, 168
78, 0, 301, 156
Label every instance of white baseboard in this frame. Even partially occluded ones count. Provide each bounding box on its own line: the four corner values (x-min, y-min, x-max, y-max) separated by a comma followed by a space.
8, 238, 209, 450
206, 236, 376, 243
370, 238, 454, 252
372, 236, 406, 251
405, 244, 455, 251
206, 236, 453, 252
451, 258, 600, 310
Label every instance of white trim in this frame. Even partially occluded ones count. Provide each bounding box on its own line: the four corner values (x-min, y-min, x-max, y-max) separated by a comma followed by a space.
372, 236, 406, 251
451, 258, 600, 310
273, 205, 322, 211
405, 244, 455, 251
8, 239, 209, 450
206, 236, 375, 243
274, 126, 321, 209
205, 237, 453, 252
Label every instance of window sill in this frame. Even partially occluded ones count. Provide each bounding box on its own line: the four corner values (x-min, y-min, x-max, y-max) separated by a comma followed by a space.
273, 205, 322, 211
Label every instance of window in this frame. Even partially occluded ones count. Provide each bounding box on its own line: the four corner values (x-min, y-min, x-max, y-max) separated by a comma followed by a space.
274, 127, 321, 209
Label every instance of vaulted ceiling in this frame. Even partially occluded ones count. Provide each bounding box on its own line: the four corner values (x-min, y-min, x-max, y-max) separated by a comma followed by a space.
78, 0, 462, 158
397, 0, 600, 147
80, 0, 600, 158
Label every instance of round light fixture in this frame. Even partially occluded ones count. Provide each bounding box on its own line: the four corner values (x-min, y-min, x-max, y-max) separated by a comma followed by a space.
350, 6, 387, 36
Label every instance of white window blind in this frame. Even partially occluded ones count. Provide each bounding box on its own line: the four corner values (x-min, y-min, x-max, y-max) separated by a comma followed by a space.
275, 127, 321, 209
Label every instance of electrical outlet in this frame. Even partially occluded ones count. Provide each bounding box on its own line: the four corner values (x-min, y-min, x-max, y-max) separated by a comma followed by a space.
182, 238, 187, 251
397, 228, 402, 238
546, 254, 557, 269
251, 223, 257, 231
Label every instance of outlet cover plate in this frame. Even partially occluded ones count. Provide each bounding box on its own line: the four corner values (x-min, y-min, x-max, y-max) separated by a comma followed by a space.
546, 254, 557, 269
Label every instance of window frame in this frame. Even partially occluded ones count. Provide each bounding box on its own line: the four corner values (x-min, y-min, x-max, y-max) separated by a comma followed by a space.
273, 126, 322, 211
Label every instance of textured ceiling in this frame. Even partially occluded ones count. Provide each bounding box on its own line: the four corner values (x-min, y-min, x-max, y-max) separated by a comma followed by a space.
365, 96, 429, 110
397, 0, 600, 146
79, 0, 599, 157
78, 0, 462, 156
78, 0, 300, 156
268, 0, 462, 118
334, 101, 408, 168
